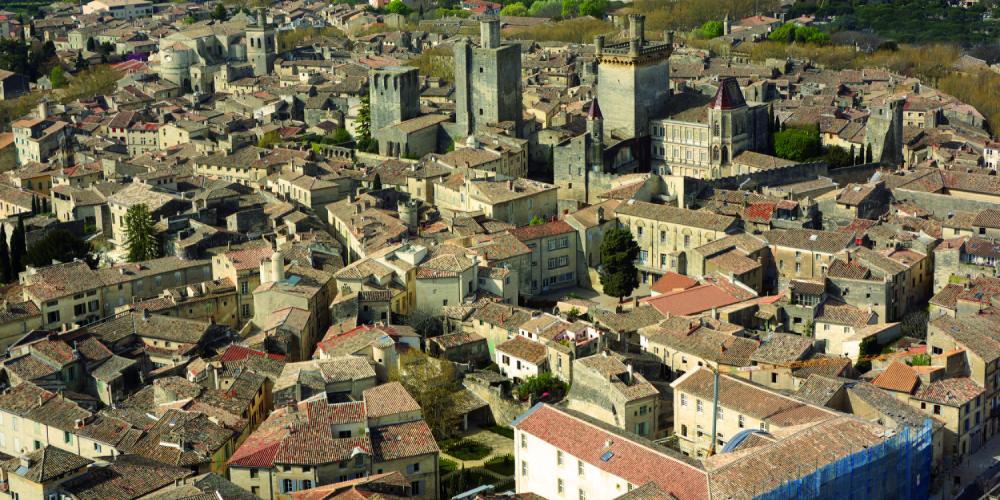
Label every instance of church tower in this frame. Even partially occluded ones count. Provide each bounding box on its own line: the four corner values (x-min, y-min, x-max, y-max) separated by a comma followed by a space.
246, 8, 276, 77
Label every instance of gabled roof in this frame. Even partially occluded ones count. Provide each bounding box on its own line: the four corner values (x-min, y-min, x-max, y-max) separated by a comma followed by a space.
872, 361, 919, 394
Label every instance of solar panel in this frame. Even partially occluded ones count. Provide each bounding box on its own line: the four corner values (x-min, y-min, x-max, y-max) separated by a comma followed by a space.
600, 451, 614, 462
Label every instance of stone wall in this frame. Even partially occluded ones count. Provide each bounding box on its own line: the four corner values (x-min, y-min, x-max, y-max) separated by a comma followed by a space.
706, 161, 829, 191
891, 188, 1000, 217
463, 377, 531, 427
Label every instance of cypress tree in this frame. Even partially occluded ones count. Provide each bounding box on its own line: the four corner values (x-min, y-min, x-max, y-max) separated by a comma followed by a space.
10, 218, 25, 274
31, 196, 38, 214
0, 226, 10, 283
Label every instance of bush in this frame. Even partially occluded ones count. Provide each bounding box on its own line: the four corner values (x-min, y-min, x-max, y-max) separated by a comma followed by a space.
515, 373, 567, 401
908, 354, 932, 366
486, 425, 514, 439
440, 457, 459, 473
444, 439, 491, 460
483, 454, 515, 475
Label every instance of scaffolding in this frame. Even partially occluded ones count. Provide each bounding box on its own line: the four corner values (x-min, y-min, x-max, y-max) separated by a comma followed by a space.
755, 419, 933, 500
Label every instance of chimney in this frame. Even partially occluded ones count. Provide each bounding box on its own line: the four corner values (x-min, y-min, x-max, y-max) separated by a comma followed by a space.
19, 455, 31, 469
626, 363, 634, 384
37, 101, 47, 120
142, 308, 151, 321
507, 179, 513, 190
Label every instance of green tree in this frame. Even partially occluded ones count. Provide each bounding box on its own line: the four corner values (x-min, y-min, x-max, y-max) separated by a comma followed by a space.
500, 2, 529, 16
183, 14, 197, 24
865, 145, 874, 163
823, 145, 854, 168
773, 126, 821, 161
0, 226, 10, 283
123, 204, 160, 262
599, 227, 640, 301
372, 173, 382, 190
529, 215, 545, 226
24, 229, 93, 268
49, 66, 65, 89
10, 217, 25, 274
211, 3, 228, 20
694, 20, 724, 39
354, 95, 373, 151
384, 0, 411, 15
578, 0, 608, 17
31, 196, 38, 214
561, 0, 580, 17
74, 50, 89, 72
86, 37, 96, 51
257, 130, 281, 148
330, 127, 352, 144
768, 23, 797, 43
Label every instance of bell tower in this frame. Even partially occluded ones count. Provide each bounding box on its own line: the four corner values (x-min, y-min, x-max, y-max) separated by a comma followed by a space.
246, 8, 275, 77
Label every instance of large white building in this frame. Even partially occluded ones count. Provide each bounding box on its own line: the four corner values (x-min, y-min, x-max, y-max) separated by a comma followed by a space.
82, 0, 152, 19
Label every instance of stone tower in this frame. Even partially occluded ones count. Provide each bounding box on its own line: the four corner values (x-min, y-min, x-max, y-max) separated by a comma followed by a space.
399, 199, 420, 235
370, 66, 420, 133
454, 17, 522, 137
864, 97, 905, 165
595, 14, 672, 138
246, 8, 276, 77
707, 78, 750, 169
587, 98, 604, 171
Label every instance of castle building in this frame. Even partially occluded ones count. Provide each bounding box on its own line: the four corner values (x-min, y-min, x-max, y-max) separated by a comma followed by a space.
864, 96, 905, 165
370, 66, 421, 133
595, 14, 672, 139
155, 12, 264, 93
454, 17, 522, 137
651, 77, 771, 179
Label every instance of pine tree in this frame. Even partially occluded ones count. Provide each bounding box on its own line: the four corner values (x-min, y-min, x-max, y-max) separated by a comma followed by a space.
599, 227, 640, 302
124, 204, 160, 262
850, 144, 857, 165
0, 226, 10, 283
372, 173, 382, 190
42, 197, 49, 213
865, 144, 874, 163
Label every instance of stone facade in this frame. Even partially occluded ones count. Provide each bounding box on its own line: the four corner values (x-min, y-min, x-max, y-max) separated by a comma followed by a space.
454, 18, 522, 137
370, 66, 420, 133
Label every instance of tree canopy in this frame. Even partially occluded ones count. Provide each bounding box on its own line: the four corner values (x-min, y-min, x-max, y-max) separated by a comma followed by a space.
390, 351, 461, 439
123, 204, 160, 262
25, 229, 94, 269
693, 20, 723, 39
599, 227, 640, 301
384, 0, 411, 15
500, 2, 529, 16
773, 125, 821, 161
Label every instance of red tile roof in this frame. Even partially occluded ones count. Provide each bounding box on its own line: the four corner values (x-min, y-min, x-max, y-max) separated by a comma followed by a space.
650, 272, 699, 295
641, 284, 744, 316
219, 344, 285, 362
515, 404, 709, 500
872, 361, 919, 394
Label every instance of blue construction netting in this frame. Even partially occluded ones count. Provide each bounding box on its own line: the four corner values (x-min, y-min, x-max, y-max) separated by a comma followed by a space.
754, 419, 933, 500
